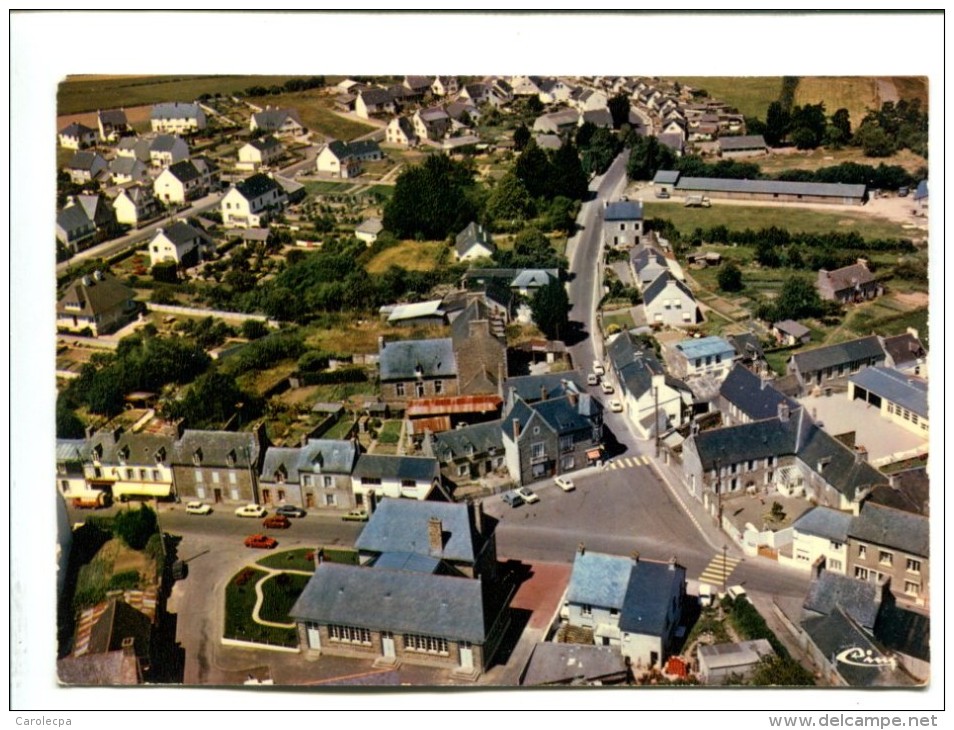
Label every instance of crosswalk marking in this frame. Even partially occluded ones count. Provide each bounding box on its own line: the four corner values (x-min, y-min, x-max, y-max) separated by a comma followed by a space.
698, 553, 742, 587
606, 455, 652, 470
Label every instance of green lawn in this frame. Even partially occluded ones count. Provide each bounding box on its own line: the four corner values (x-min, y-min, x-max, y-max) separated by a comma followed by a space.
602, 310, 635, 332
644, 202, 913, 240
223, 566, 298, 647
259, 573, 312, 624
671, 77, 784, 119
364, 240, 448, 274
323, 415, 357, 440
377, 419, 402, 445
304, 181, 360, 196
58, 75, 310, 116
248, 91, 376, 141
257, 549, 317, 573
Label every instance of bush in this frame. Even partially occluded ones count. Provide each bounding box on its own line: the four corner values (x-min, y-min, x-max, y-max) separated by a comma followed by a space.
240, 319, 269, 340
151, 261, 179, 284
112, 505, 158, 551
108, 570, 142, 591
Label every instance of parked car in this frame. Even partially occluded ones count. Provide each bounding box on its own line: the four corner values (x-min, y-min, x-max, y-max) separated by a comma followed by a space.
342, 509, 369, 522
235, 504, 267, 518
655, 189, 671, 199
592, 360, 605, 376
514, 486, 540, 504
244, 534, 278, 549
276, 504, 306, 518
185, 501, 212, 515
587, 373, 599, 386
609, 399, 623, 413
600, 381, 614, 395
898, 186, 910, 197
263, 514, 291, 529
501, 490, 524, 508
554, 476, 575, 492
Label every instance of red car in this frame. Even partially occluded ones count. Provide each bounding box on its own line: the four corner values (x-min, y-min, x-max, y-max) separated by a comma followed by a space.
263, 514, 291, 529
244, 534, 278, 549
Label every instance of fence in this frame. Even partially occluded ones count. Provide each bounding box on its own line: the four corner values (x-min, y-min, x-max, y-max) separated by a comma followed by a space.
146, 302, 280, 327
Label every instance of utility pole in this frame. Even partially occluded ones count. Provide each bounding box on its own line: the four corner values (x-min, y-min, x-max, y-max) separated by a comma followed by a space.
722, 544, 728, 595
653, 385, 660, 458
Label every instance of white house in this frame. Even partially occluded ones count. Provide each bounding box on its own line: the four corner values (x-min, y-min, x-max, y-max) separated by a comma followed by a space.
150, 101, 206, 134
455, 222, 495, 261
642, 272, 699, 327
354, 87, 395, 119
250, 107, 304, 137
431, 76, 459, 97
237, 136, 283, 171
413, 107, 452, 141
350, 455, 443, 508
148, 221, 210, 267
221, 173, 287, 229
59, 122, 98, 150
602, 199, 643, 249
316, 140, 383, 178
148, 134, 190, 168
783, 507, 853, 574
672, 336, 737, 381
153, 157, 216, 205
355, 217, 384, 245
385, 116, 419, 147
66, 151, 107, 184
113, 185, 160, 228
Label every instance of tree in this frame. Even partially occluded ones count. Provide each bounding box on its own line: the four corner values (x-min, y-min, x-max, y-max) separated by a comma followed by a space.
626, 134, 675, 180
788, 103, 827, 149
240, 319, 268, 340
580, 127, 621, 175
772, 276, 825, 321
717, 262, 744, 292
530, 277, 570, 341
383, 154, 476, 239
514, 141, 554, 199
485, 171, 535, 225
513, 123, 531, 151
854, 122, 897, 157
764, 101, 790, 146
826, 107, 852, 146
607, 93, 631, 129
550, 139, 590, 201
56, 396, 86, 439
113, 505, 158, 550
575, 120, 597, 149
750, 655, 815, 687
151, 261, 179, 284
163, 370, 257, 428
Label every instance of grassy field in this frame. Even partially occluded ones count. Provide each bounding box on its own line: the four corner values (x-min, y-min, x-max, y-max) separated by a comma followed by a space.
602, 309, 635, 332
793, 77, 880, 129
259, 573, 312, 624
377, 419, 402, 445
257, 549, 316, 572
643, 202, 912, 240
757, 146, 928, 176
671, 77, 783, 119
303, 180, 360, 196
223, 567, 298, 647
364, 240, 448, 274
248, 91, 376, 141
57, 75, 308, 116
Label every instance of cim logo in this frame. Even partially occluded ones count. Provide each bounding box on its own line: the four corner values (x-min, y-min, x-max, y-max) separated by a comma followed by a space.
835, 647, 896, 670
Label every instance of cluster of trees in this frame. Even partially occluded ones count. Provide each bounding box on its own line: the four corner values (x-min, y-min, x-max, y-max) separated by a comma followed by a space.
494, 227, 567, 270
218, 329, 306, 378
755, 276, 831, 324
530, 277, 570, 341
383, 154, 479, 240
774, 161, 920, 190
242, 76, 325, 97
576, 123, 623, 176
162, 370, 261, 429
853, 99, 928, 158
724, 595, 815, 686
626, 134, 676, 180
514, 139, 589, 202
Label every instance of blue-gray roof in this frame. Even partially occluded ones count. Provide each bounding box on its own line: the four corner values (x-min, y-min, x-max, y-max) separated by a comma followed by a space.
252, 108, 301, 131
803, 571, 881, 630
152, 102, 202, 120
791, 335, 884, 374
676, 177, 866, 200
718, 134, 767, 151
57, 204, 93, 233
109, 156, 144, 176
261, 440, 359, 482
619, 560, 685, 637
604, 200, 643, 222
675, 335, 735, 360
796, 423, 887, 501
67, 151, 104, 171
566, 552, 633, 609
157, 220, 202, 246
511, 269, 558, 289
430, 420, 504, 463
653, 170, 680, 185
235, 172, 281, 200
774, 319, 811, 339
643, 271, 694, 305
691, 416, 799, 470
352, 455, 439, 483
792, 506, 853, 542
173, 429, 262, 468
631, 247, 668, 273
849, 502, 928, 558
290, 563, 489, 643
354, 499, 477, 563
379, 338, 456, 380
503, 371, 585, 403
850, 367, 927, 419
455, 222, 493, 255
533, 396, 599, 434
372, 551, 441, 574
57, 438, 90, 463
719, 364, 798, 422
607, 331, 664, 399
150, 134, 185, 153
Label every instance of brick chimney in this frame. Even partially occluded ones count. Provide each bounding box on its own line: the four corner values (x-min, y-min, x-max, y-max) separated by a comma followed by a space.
578, 542, 586, 556
121, 637, 135, 657
473, 500, 485, 535
540, 384, 548, 401
631, 550, 640, 564
567, 390, 579, 407
512, 418, 521, 440
428, 517, 444, 555
778, 402, 790, 423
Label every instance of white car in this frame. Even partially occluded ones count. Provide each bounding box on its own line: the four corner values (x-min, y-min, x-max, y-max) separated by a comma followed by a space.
592, 360, 605, 376
185, 501, 212, 515
586, 373, 599, 386
600, 381, 614, 395
514, 486, 540, 504
609, 399, 623, 413
235, 504, 267, 518
554, 476, 575, 492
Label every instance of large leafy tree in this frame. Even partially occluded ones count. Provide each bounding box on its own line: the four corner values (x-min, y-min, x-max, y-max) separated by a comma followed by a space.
550, 139, 589, 200
717, 262, 744, 293
607, 93, 631, 129
485, 171, 535, 225
772, 276, 825, 321
580, 127, 621, 175
514, 141, 553, 199
530, 276, 571, 341
764, 101, 790, 146
383, 154, 477, 239
626, 134, 675, 180
512, 123, 531, 151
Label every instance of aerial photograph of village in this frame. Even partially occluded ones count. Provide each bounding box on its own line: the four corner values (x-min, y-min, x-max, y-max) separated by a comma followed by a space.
10, 10, 942, 719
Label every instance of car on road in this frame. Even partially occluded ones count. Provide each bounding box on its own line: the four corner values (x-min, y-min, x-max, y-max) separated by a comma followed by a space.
587, 373, 599, 386
235, 504, 267, 518
592, 360, 605, 376
609, 399, 623, 413
244, 534, 278, 549
263, 514, 291, 529
898, 186, 909, 197
342, 509, 369, 522
514, 486, 540, 504
276, 504, 306, 518
600, 381, 614, 395
554, 476, 575, 492
501, 490, 524, 508
185, 501, 212, 515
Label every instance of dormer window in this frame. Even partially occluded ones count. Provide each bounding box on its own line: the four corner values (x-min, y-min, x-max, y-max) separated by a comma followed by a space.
92, 444, 103, 462
193, 448, 203, 466
117, 446, 129, 465
226, 450, 236, 468
154, 447, 166, 463
274, 465, 287, 483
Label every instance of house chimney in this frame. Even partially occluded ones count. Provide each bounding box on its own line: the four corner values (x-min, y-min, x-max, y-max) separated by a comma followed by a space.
761, 378, 768, 391
856, 258, 869, 267
378, 335, 386, 351
540, 384, 548, 401
473, 500, 485, 535
778, 402, 790, 423
906, 327, 919, 341
567, 390, 579, 407
854, 446, 868, 464
121, 637, 135, 657
512, 418, 521, 440
631, 550, 640, 564
367, 490, 377, 515
578, 542, 586, 556
669, 555, 677, 570
428, 517, 444, 555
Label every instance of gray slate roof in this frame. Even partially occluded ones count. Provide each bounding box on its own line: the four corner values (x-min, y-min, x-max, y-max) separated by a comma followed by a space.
165, 159, 204, 183
88, 430, 174, 467
57, 204, 93, 234
607, 332, 664, 399
522, 643, 628, 686
503, 371, 585, 403
604, 200, 643, 222
533, 395, 601, 435
849, 502, 929, 558
567, 551, 633, 609
290, 562, 489, 643
379, 338, 456, 380
455, 222, 493, 256
252, 108, 301, 130
150, 134, 185, 153
802, 571, 881, 630
429, 420, 504, 463
792, 506, 853, 542
692, 416, 799, 470
643, 272, 694, 305
68, 151, 104, 171
676, 176, 867, 200
352, 454, 439, 483
790, 335, 884, 374
850, 367, 927, 419
511, 269, 558, 289
249, 135, 282, 152
796, 422, 886, 501
652, 170, 680, 185
774, 319, 810, 339
98, 109, 128, 127
57, 438, 90, 463
172, 429, 262, 468
619, 559, 685, 636
57, 272, 135, 319
151, 102, 202, 120
109, 157, 145, 177
718, 134, 767, 151
157, 220, 203, 246
60, 122, 96, 137
260, 439, 357, 481
235, 173, 281, 200
880, 332, 926, 369
355, 498, 478, 563
719, 364, 798, 422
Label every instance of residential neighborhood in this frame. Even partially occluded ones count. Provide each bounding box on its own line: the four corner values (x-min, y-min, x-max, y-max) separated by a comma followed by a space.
47, 69, 932, 697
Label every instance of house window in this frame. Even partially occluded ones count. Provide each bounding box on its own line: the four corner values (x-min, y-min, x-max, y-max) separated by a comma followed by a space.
531, 442, 545, 460
361, 477, 382, 486
580, 604, 593, 617
609, 608, 619, 617
325, 494, 336, 507
402, 633, 449, 655
561, 456, 575, 471
196, 485, 206, 499
458, 464, 468, 477
879, 551, 893, 567
903, 581, 921, 597
401, 479, 416, 488
559, 435, 573, 453
152, 469, 160, 481
829, 559, 842, 571
125, 469, 134, 480
434, 380, 443, 395
395, 383, 405, 397
855, 567, 869, 581
858, 545, 867, 559
139, 469, 147, 480
906, 558, 921, 574
416, 382, 425, 397
212, 472, 221, 484
324, 476, 334, 488
328, 624, 372, 645
195, 470, 204, 483
830, 541, 842, 551
887, 403, 894, 414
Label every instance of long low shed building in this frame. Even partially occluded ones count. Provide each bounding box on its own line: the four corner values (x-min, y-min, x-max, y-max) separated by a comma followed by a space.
673, 176, 867, 205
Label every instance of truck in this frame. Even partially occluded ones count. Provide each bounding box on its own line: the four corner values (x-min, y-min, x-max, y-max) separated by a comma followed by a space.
72, 493, 108, 509
684, 195, 711, 208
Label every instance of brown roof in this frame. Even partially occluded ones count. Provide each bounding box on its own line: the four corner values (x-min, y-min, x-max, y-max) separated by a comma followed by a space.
56, 272, 136, 318
822, 262, 875, 291
880, 332, 926, 367
406, 394, 503, 417
58, 651, 141, 686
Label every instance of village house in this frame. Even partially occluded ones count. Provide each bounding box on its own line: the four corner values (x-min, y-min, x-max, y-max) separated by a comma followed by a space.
97, 108, 131, 141
880, 329, 927, 376
85, 427, 176, 502
385, 116, 419, 147
630, 247, 671, 290
250, 107, 304, 137
220, 173, 287, 228
258, 439, 358, 512
787, 335, 886, 394
602, 199, 643, 249
56, 204, 97, 251
697, 640, 776, 685
150, 101, 206, 135
772, 319, 812, 347
450, 298, 508, 396
316, 139, 383, 178
66, 151, 107, 184
112, 185, 161, 229
153, 157, 217, 205
532, 109, 579, 136
718, 134, 768, 158
413, 107, 452, 141
717, 364, 799, 427
56, 270, 138, 337
455, 222, 495, 261
148, 221, 211, 267
355, 217, 384, 245
817, 259, 882, 304
378, 337, 459, 406
643, 273, 699, 328
108, 156, 150, 185
422, 420, 506, 484
237, 135, 283, 171
354, 87, 396, 119
785, 506, 853, 575
171, 427, 268, 507
351, 455, 444, 505
431, 76, 459, 97
59, 122, 98, 150
847, 367, 928, 437
147, 134, 190, 168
